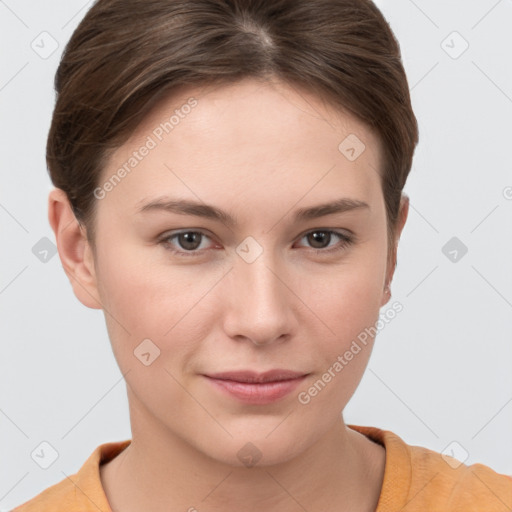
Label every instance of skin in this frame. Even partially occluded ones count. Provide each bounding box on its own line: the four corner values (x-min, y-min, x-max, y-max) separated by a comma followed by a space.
49, 77, 409, 512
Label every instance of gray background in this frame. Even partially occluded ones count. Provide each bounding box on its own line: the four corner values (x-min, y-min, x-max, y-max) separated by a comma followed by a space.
1, 0, 512, 509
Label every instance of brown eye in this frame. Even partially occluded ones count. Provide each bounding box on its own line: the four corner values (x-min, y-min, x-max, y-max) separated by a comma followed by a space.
160, 230, 213, 257
307, 231, 332, 249
176, 231, 203, 251
297, 229, 354, 254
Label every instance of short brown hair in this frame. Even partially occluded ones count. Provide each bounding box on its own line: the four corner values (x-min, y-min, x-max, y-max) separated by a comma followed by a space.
47, 0, 419, 254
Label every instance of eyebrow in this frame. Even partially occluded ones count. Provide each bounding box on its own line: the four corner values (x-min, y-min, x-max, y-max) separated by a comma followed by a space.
136, 196, 370, 228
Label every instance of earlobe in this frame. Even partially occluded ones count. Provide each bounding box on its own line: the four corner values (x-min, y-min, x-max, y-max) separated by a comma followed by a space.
380, 283, 392, 307
48, 188, 103, 310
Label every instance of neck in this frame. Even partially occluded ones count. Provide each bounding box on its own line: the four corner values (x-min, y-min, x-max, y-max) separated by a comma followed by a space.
100, 394, 385, 512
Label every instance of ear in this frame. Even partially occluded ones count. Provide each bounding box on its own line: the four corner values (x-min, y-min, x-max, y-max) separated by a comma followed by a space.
48, 188, 102, 310
381, 193, 409, 307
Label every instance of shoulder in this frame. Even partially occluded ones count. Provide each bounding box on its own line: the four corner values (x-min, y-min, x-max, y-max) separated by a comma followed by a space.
348, 424, 512, 511
407, 442, 512, 511
11, 473, 79, 512
11, 439, 131, 512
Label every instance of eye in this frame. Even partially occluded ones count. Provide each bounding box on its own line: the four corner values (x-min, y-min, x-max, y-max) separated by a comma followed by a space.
296, 229, 354, 254
160, 230, 214, 257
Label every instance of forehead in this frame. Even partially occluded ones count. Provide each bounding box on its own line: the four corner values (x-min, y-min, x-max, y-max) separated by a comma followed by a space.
98, 77, 384, 216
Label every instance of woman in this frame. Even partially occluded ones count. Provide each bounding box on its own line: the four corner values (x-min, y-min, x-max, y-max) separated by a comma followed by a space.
13, 0, 511, 510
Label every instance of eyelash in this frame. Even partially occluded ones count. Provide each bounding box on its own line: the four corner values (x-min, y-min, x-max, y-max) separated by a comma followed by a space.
159, 229, 354, 258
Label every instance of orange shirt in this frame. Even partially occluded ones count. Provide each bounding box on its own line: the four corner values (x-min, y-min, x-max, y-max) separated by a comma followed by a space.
12, 424, 512, 511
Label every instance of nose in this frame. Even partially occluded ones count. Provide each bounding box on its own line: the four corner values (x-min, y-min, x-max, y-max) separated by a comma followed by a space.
222, 250, 297, 346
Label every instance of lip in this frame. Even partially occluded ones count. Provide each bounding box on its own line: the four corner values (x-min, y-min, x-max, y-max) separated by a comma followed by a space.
203, 369, 309, 405
206, 369, 308, 383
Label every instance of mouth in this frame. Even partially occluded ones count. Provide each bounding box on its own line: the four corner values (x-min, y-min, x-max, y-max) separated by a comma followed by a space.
204, 369, 309, 383
202, 369, 310, 404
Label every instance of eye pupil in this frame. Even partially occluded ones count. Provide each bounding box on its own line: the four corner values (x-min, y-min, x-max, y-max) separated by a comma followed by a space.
179, 232, 201, 250
308, 231, 330, 249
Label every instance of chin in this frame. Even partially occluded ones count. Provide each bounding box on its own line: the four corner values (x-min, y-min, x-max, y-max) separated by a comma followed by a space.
195, 424, 314, 469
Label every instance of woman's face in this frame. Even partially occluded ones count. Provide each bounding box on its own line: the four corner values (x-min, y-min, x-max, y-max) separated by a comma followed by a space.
79, 77, 402, 466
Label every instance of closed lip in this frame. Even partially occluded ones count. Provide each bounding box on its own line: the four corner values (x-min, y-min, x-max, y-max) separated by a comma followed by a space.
204, 369, 309, 383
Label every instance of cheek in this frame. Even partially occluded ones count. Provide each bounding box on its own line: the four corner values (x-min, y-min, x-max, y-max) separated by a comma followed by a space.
301, 245, 387, 338
294, 242, 387, 396
317, 281, 382, 374
294, 280, 383, 412
94, 244, 225, 366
